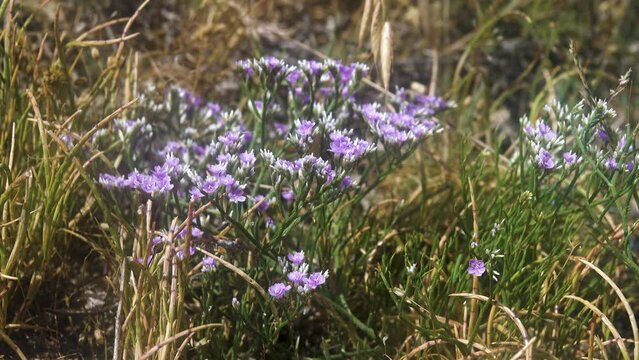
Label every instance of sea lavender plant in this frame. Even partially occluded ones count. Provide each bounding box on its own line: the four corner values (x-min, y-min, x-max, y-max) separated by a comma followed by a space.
95, 56, 449, 355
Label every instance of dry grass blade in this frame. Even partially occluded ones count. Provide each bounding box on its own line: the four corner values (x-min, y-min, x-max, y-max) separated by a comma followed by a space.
450, 293, 532, 359
0, 328, 26, 360
380, 21, 393, 90
369, 0, 383, 69
140, 323, 223, 360
358, 0, 372, 50
509, 337, 537, 360
574, 257, 639, 360
66, 33, 139, 48
402, 339, 445, 359
563, 294, 630, 360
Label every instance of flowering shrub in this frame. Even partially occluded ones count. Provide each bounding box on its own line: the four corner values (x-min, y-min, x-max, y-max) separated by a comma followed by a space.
94, 56, 449, 355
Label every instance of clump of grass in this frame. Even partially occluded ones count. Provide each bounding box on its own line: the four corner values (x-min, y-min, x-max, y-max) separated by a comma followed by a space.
0, 0, 141, 356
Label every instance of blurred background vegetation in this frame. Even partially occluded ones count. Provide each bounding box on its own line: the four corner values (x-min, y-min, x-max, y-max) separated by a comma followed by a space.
1, 0, 638, 357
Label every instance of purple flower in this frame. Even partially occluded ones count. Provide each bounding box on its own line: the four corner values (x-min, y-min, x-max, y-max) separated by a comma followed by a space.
202, 178, 220, 194
287, 271, 305, 285
604, 156, 618, 170
138, 173, 173, 194
468, 259, 486, 277
287, 69, 302, 83
176, 246, 196, 260
282, 189, 295, 203
295, 119, 315, 138
254, 195, 270, 211
237, 59, 254, 76
190, 187, 205, 201
202, 256, 217, 272
536, 148, 555, 170
239, 151, 256, 168
299, 60, 323, 76
208, 163, 227, 177
178, 226, 203, 239
227, 183, 247, 203
262, 56, 283, 71
537, 122, 556, 141
320, 164, 336, 183
274, 122, 289, 136
127, 170, 143, 188
136, 256, 153, 267
265, 216, 276, 229
563, 151, 578, 166
218, 131, 243, 148
99, 173, 121, 189
304, 271, 328, 289
206, 102, 221, 115
268, 283, 292, 299
596, 127, 609, 142
287, 251, 305, 265
627, 161, 635, 173
151, 236, 163, 253
341, 176, 354, 189
618, 135, 628, 151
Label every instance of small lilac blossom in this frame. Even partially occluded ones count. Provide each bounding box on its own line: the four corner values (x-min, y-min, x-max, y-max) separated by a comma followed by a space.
178, 226, 203, 239
295, 119, 315, 138
236, 59, 254, 76
286, 69, 302, 83
304, 271, 328, 290
604, 156, 619, 170
151, 236, 163, 253
627, 161, 635, 173
287, 271, 305, 285
176, 246, 196, 260
227, 183, 247, 203
287, 251, 305, 265
202, 256, 217, 272
468, 259, 486, 277
563, 151, 579, 166
216, 153, 233, 164
254, 195, 270, 212
596, 127, 609, 142
618, 135, 628, 151
190, 187, 204, 201
282, 189, 295, 203
268, 283, 292, 299
536, 122, 557, 141
202, 178, 220, 194
261, 56, 283, 72
341, 176, 354, 189
218, 131, 243, 148
265, 216, 276, 229
273, 122, 289, 136
536, 148, 555, 170
239, 151, 256, 168
208, 163, 227, 177
136, 256, 153, 267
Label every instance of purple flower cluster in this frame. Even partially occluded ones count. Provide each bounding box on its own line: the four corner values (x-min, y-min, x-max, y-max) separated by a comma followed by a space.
329, 131, 373, 162
99, 154, 181, 195
268, 250, 329, 300
360, 99, 443, 146
522, 99, 635, 174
